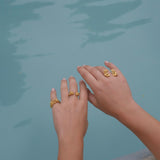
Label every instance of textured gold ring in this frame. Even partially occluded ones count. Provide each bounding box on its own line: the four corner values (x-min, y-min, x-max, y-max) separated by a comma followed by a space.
75, 92, 80, 96
68, 91, 80, 97
111, 69, 118, 77
68, 91, 75, 96
50, 98, 61, 108
103, 69, 110, 77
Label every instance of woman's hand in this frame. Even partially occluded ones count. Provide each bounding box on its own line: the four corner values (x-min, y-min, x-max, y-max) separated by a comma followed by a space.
77, 61, 160, 159
50, 77, 88, 160
77, 61, 136, 118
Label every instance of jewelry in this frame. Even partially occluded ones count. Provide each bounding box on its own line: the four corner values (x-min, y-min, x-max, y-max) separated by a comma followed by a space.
111, 69, 118, 77
68, 91, 80, 96
75, 92, 80, 96
103, 69, 110, 77
50, 99, 60, 108
68, 91, 74, 96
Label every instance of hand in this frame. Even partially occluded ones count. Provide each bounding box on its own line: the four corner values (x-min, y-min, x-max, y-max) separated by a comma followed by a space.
50, 77, 88, 143
77, 61, 135, 118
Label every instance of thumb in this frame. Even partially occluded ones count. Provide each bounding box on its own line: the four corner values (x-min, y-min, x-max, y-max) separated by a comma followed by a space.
87, 88, 99, 108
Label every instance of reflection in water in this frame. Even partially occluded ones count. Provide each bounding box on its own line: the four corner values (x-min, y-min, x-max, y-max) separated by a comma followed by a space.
14, 118, 32, 128
0, 1, 53, 106
66, 0, 151, 47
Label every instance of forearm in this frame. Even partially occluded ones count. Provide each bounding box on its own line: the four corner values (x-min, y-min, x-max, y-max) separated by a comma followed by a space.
58, 138, 84, 160
116, 100, 160, 159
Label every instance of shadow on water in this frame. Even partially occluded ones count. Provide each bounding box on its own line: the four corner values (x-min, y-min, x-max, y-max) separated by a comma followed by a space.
13, 118, 32, 128
0, 0, 53, 107
65, 0, 151, 47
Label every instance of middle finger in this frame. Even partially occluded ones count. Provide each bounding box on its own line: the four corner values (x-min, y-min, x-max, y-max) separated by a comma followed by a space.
69, 76, 78, 100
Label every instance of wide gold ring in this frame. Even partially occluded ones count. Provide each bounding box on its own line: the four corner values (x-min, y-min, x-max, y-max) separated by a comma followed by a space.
50, 98, 61, 108
111, 69, 118, 77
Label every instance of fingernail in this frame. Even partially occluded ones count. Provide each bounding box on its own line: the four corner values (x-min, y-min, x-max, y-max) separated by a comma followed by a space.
105, 60, 109, 63
51, 88, 55, 91
62, 78, 66, 80
77, 66, 80, 69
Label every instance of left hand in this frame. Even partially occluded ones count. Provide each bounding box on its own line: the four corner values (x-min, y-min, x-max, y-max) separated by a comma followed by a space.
50, 77, 88, 143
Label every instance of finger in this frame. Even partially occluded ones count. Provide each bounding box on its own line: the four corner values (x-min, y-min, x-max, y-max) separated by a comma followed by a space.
87, 88, 99, 108
104, 61, 121, 75
79, 80, 88, 102
60, 78, 68, 102
50, 88, 60, 109
50, 88, 57, 100
94, 66, 112, 78
83, 65, 104, 80
77, 66, 98, 92
69, 76, 78, 99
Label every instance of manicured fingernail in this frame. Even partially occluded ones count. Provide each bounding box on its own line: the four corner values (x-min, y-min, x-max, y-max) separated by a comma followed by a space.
105, 60, 109, 63
52, 88, 55, 91
62, 78, 66, 80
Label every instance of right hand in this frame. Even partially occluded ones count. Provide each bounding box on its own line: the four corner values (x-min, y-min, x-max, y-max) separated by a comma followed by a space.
77, 61, 136, 118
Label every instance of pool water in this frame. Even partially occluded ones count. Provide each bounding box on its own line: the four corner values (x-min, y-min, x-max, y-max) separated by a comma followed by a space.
0, 0, 160, 159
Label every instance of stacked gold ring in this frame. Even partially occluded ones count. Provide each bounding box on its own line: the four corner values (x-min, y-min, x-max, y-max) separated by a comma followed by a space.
103, 69, 118, 77
50, 98, 61, 108
68, 91, 80, 96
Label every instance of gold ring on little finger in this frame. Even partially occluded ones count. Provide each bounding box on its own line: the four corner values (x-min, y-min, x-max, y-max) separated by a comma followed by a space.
111, 69, 118, 77
50, 98, 61, 108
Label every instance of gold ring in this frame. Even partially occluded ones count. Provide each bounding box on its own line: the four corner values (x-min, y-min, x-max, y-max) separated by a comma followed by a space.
68, 91, 74, 96
68, 91, 80, 96
75, 92, 80, 96
103, 69, 110, 77
111, 69, 118, 77
50, 98, 61, 108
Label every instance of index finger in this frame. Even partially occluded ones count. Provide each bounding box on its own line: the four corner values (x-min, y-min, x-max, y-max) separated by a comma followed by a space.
77, 66, 98, 92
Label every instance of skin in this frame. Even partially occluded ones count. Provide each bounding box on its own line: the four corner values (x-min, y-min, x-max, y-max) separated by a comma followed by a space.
77, 61, 160, 160
50, 77, 88, 160
51, 61, 160, 160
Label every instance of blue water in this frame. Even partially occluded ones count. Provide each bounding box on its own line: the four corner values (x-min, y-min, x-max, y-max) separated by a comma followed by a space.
0, 0, 160, 159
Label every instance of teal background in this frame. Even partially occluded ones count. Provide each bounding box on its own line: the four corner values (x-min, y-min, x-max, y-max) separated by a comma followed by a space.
0, 0, 160, 159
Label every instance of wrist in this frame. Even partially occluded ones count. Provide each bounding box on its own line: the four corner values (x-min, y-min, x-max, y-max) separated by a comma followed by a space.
115, 99, 141, 122
58, 136, 84, 146
58, 136, 84, 160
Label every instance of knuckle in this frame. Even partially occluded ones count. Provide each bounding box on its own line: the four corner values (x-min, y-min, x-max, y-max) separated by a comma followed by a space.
90, 67, 95, 73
